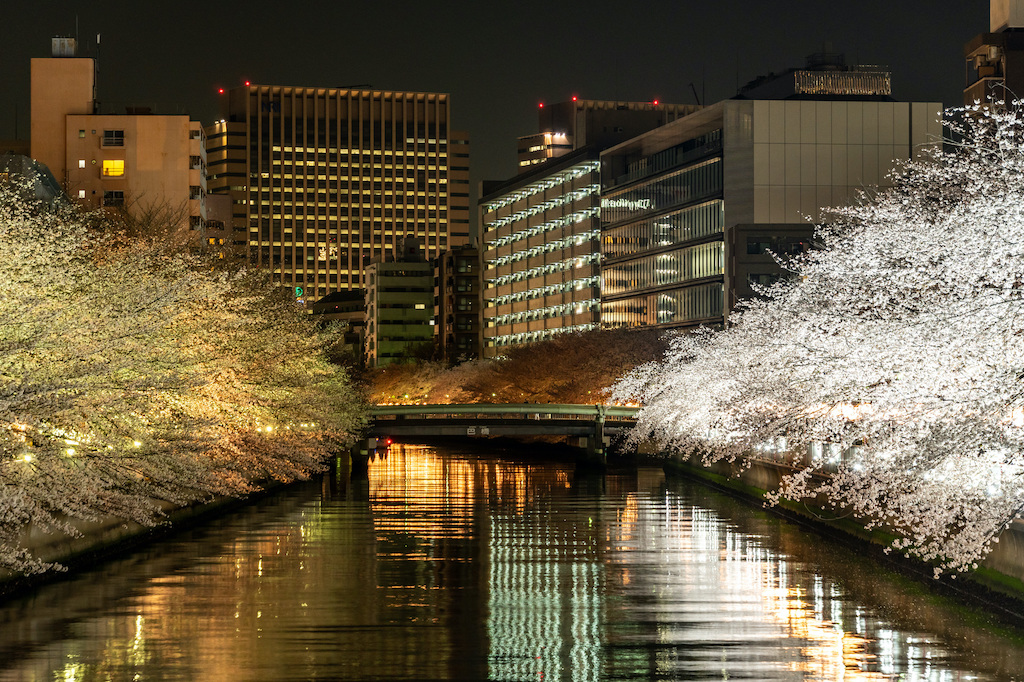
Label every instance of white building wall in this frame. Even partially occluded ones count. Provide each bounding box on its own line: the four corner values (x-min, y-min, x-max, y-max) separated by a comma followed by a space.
748, 100, 943, 225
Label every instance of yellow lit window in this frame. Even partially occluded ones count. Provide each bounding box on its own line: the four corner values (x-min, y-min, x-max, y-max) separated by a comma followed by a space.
102, 159, 125, 177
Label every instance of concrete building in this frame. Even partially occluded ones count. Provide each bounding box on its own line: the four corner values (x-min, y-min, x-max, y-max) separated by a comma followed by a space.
364, 238, 435, 366
436, 244, 483, 362
30, 38, 206, 234
963, 0, 1024, 105
600, 96, 943, 330
480, 148, 602, 358
205, 85, 470, 301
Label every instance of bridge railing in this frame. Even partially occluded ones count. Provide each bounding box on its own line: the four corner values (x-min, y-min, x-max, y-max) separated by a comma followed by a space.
370, 403, 639, 422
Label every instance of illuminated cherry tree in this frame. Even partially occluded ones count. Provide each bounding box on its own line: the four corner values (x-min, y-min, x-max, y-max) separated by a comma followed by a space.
0, 182, 366, 574
613, 104, 1024, 574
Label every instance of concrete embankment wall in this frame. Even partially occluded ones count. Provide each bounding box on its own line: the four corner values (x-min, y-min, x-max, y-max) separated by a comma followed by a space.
663, 453, 1024, 608
0, 493, 253, 593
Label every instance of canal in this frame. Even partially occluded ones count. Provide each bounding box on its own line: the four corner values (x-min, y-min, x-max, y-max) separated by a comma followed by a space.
0, 443, 1022, 681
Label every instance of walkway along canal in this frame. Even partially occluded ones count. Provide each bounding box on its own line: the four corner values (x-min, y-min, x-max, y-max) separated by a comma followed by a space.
0, 442, 1022, 681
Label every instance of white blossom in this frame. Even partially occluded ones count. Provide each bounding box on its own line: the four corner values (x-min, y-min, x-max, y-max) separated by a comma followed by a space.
0, 181, 366, 574
613, 103, 1024, 574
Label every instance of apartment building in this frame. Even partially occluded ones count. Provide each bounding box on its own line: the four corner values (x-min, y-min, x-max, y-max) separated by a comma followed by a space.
31, 39, 206, 234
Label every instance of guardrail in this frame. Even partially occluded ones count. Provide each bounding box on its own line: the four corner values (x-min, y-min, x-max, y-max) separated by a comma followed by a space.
370, 403, 640, 420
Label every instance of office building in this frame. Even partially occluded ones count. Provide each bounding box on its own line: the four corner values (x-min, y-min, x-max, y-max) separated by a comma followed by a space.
481, 100, 698, 358
964, 0, 1024, 105
600, 93, 943, 330
31, 38, 207, 234
480, 148, 602, 358
206, 85, 470, 301
364, 238, 435, 366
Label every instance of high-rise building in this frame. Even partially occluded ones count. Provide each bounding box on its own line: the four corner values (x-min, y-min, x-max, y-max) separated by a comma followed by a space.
964, 0, 1024, 105
30, 38, 207, 234
600, 95, 943, 330
206, 85, 470, 301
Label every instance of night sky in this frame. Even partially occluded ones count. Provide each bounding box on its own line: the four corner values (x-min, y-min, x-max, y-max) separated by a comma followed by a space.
0, 0, 990, 190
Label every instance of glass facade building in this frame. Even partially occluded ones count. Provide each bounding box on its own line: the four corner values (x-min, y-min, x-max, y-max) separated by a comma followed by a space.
600, 98, 944, 331
601, 130, 727, 329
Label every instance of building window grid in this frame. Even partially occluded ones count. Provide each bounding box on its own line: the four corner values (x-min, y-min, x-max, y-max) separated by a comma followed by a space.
491, 321, 599, 349
481, 161, 599, 214
489, 227, 600, 269
601, 282, 724, 327
491, 297, 601, 327
602, 200, 725, 260
602, 242, 724, 297
600, 158, 723, 227
483, 188, 600, 249
243, 89, 451, 289
488, 252, 601, 289
488, 275, 600, 308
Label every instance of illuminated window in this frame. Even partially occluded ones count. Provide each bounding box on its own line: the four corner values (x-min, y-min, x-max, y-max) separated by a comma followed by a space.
102, 160, 124, 177
78, 159, 86, 169
77, 189, 86, 199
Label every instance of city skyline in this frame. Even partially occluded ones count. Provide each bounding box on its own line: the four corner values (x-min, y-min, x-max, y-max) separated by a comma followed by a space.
0, 0, 988, 190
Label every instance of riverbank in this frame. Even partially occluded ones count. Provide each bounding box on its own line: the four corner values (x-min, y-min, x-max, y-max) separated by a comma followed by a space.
662, 453, 1024, 624
0, 455, 355, 598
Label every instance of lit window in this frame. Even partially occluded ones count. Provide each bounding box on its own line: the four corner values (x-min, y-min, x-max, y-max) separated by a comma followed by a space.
102, 160, 124, 177
415, 303, 426, 309
78, 159, 86, 169
78, 129, 85, 138
77, 189, 86, 199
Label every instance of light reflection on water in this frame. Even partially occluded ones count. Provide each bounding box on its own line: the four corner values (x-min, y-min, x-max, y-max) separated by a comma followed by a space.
0, 443, 1021, 681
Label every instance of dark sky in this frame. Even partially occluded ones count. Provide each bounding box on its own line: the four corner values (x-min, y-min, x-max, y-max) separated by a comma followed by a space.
0, 0, 990, 188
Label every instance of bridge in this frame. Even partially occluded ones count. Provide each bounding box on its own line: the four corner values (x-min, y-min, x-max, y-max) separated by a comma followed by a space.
365, 403, 639, 461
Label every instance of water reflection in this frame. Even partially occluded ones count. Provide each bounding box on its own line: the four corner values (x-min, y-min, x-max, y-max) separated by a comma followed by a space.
0, 443, 1020, 681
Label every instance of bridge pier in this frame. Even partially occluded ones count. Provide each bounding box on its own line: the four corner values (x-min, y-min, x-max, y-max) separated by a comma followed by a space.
349, 437, 377, 479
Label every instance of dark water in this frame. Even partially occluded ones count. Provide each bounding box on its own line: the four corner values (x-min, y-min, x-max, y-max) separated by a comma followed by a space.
0, 443, 1022, 681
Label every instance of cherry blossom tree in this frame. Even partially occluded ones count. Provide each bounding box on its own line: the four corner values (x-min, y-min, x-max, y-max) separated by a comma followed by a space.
0, 181, 366, 574
613, 103, 1024, 574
